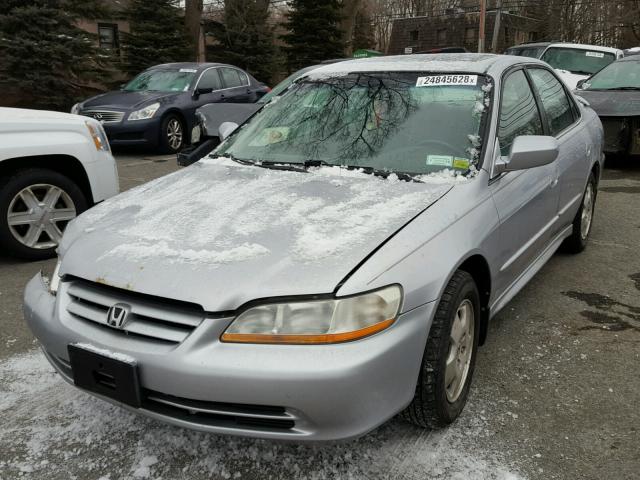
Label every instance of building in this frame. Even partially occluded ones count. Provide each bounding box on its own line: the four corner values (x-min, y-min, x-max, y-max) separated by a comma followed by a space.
388, 7, 540, 55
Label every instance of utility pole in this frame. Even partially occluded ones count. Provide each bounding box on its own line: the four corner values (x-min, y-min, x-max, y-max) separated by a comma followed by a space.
478, 0, 486, 53
491, 0, 503, 52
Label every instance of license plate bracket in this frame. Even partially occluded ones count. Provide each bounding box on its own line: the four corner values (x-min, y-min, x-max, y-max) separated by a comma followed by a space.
68, 344, 141, 408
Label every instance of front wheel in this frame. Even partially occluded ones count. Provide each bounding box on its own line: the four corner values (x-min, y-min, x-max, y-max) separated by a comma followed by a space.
0, 168, 88, 260
402, 270, 480, 429
159, 114, 184, 154
561, 172, 597, 254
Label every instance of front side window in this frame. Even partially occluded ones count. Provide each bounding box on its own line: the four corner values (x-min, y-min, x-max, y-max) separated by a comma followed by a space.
216, 72, 491, 176
198, 68, 222, 91
541, 47, 616, 76
124, 69, 195, 92
582, 61, 640, 90
221, 68, 247, 88
498, 69, 543, 156
528, 68, 575, 135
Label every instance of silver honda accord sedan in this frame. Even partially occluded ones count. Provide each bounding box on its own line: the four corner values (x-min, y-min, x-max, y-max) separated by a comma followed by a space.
24, 54, 603, 441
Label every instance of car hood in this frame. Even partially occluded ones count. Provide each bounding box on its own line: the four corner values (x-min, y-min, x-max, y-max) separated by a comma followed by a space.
574, 89, 640, 116
59, 159, 453, 311
555, 69, 589, 90
81, 90, 182, 110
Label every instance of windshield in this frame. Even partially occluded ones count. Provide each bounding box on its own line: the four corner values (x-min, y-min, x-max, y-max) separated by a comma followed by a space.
541, 47, 616, 75
507, 46, 545, 58
583, 61, 640, 90
258, 66, 317, 104
124, 69, 196, 92
215, 72, 490, 176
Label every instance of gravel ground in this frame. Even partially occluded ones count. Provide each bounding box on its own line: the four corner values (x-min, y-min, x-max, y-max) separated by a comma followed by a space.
0, 152, 638, 480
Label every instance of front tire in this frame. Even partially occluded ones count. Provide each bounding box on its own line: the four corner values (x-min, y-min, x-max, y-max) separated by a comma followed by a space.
159, 114, 184, 154
402, 270, 480, 429
562, 172, 597, 254
0, 168, 88, 260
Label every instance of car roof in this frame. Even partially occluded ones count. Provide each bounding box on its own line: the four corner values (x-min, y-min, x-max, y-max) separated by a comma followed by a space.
617, 55, 640, 62
148, 62, 230, 71
507, 42, 551, 49
545, 43, 622, 54
302, 53, 546, 78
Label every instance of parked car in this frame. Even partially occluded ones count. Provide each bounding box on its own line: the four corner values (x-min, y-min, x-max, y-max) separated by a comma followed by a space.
575, 56, 640, 157
0, 107, 118, 259
25, 54, 603, 441
72, 63, 269, 153
178, 62, 347, 166
505, 41, 552, 59
505, 42, 623, 89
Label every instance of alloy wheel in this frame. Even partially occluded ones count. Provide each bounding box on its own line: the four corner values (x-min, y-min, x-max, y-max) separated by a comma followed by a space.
445, 299, 475, 403
7, 184, 76, 249
580, 181, 595, 240
166, 118, 183, 151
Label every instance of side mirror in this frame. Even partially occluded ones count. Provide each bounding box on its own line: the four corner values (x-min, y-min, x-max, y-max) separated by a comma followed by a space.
494, 136, 559, 174
194, 87, 214, 97
218, 121, 239, 141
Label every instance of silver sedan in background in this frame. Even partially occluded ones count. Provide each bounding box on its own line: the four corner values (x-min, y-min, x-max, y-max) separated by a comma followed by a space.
24, 54, 603, 441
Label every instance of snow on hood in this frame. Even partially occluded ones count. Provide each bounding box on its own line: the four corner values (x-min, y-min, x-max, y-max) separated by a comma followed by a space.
60, 158, 453, 310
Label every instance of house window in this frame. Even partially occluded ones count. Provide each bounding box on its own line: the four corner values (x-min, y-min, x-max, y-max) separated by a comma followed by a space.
409, 30, 419, 42
437, 28, 447, 44
98, 23, 118, 50
465, 28, 476, 45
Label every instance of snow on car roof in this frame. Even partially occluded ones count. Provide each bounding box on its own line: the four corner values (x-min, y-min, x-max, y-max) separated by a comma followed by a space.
304, 53, 534, 79
546, 43, 623, 54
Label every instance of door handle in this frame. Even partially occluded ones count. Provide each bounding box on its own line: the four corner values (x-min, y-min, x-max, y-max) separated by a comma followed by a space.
550, 177, 559, 188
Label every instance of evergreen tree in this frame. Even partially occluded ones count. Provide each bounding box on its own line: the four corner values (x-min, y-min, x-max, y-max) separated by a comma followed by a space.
121, 0, 191, 77
0, 0, 112, 110
281, 0, 345, 72
208, 0, 279, 84
352, 7, 376, 51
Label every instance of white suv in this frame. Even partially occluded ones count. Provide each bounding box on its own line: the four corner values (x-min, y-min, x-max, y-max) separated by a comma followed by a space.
0, 107, 119, 259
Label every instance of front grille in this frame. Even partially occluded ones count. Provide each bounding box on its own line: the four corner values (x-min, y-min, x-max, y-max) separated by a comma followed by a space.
81, 109, 125, 123
65, 279, 205, 344
142, 390, 297, 432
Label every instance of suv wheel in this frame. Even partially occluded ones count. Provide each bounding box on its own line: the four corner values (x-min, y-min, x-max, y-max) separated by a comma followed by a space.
0, 168, 88, 260
402, 270, 480, 429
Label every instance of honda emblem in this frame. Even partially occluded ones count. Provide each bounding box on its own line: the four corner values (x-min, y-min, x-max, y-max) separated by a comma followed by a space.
106, 303, 131, 329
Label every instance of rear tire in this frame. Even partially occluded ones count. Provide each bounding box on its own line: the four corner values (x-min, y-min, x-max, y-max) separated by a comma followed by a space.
159, 114, 184, 154
0, 168, 88, 260
561, 172, 597, 254
402, 270, 480, 429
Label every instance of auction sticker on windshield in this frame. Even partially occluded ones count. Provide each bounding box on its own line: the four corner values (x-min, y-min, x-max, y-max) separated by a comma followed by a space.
427, 155, 454, 167
585, 52, 604, 58
417, 75, 478, 87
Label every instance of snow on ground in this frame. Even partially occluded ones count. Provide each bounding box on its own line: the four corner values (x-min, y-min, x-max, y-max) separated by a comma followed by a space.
1, 350, 525, 480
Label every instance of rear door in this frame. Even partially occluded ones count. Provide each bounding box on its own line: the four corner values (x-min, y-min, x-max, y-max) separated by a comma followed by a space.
527, 67, 588, 229
489, 68, 560, 297
219, 67, 254, 103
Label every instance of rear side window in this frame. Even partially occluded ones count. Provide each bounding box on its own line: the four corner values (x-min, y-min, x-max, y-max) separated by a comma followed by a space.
528, 68, 575, 135
220, 68, 248, 88
498, 69, 544, 155
198, 68, 221, 90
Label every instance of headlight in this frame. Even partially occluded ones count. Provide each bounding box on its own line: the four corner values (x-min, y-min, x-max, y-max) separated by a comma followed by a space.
45, 259, 62, 295
71, 103, 80, 114
221, 285, 402, 344
128, 102, 160, 121
85, 121, 110, 152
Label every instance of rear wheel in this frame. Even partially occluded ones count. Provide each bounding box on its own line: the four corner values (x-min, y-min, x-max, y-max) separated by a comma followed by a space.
561, 172, 597, 254
0, 168, 88, 260
402, 270, 480, 429
159, 114, 184, 154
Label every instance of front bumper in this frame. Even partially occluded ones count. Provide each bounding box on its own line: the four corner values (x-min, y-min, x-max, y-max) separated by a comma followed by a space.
102, 118, 162, 148
23, 274, 435, 441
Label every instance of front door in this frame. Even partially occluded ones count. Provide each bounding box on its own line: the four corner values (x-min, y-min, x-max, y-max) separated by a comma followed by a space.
489, 68, 560, 299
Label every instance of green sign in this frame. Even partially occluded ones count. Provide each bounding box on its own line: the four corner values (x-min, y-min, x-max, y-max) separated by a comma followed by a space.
353, 49, 383, 58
